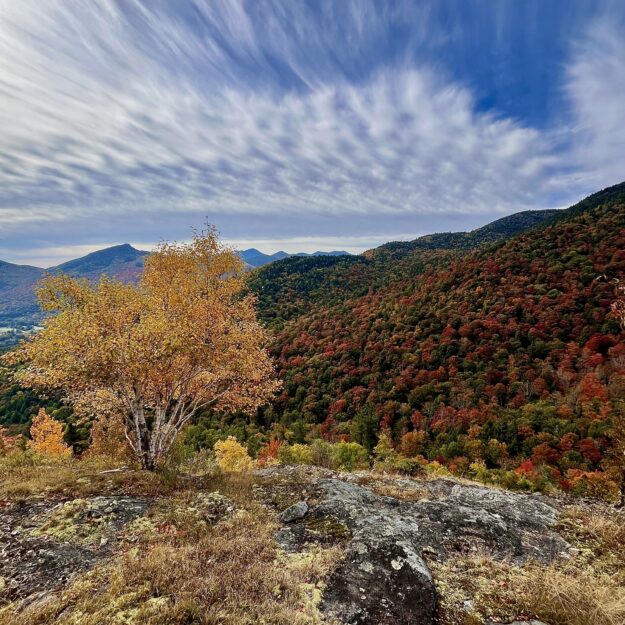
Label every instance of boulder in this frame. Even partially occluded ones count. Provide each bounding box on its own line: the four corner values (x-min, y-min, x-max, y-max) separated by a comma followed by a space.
322, 538, 436, 625
279, 501, 309, 523
258, 466, 569, 625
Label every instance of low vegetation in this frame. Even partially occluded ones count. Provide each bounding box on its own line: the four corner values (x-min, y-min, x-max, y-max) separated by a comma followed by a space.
1, 446, 623, 625
432, 505, 625, 625
0, 454, 341, 625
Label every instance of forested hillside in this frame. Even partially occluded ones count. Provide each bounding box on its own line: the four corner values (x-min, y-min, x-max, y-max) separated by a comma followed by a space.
255, 183, 625, 493
249, 207, 560, 330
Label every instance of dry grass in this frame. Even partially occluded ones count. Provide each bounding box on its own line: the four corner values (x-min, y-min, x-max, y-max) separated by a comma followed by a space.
0, 465, 341, 625
431, 505, 625, 625
0, 454, 187, 501
3, 456, 625, 625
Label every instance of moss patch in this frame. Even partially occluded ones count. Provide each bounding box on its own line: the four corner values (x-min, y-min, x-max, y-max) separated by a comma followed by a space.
30, 499, 111, 545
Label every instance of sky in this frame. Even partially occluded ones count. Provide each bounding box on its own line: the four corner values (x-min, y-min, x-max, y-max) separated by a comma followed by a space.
0, 0, 624, 267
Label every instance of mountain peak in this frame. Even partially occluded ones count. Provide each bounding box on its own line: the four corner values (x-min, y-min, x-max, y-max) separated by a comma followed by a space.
52, 244, 148, 277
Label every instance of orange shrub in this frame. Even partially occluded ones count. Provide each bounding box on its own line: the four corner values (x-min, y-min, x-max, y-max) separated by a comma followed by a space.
27, 408, 72, 458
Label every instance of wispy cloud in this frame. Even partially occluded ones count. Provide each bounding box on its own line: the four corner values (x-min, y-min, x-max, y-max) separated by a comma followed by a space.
564, 15, 625, 189
0, 1, 623, 264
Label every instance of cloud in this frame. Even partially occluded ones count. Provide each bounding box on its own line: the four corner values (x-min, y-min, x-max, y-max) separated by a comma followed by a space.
565, 15, 625, 189
0, 1, 623, 264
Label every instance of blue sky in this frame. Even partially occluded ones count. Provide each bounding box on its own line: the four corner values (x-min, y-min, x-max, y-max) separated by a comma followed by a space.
0, 0, 624, 266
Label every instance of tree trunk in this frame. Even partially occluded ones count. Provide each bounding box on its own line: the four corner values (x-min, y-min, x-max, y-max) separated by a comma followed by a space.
131, 403, 157, 471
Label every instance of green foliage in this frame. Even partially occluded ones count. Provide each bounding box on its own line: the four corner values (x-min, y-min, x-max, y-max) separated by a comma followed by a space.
278, 443, 314, 465
330, 441, 369, 471
350, 404, 379, 452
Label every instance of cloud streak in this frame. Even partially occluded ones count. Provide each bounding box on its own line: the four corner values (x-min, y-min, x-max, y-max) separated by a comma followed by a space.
0, 0, 623, 264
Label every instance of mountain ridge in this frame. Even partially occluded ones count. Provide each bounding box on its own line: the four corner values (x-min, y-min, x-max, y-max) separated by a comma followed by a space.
0, 244, 349, 328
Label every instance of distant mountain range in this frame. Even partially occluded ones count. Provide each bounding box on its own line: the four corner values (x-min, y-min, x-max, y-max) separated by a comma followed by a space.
0, 204, 572, 330
240, 248, 349, 268
0, 245, 348, 328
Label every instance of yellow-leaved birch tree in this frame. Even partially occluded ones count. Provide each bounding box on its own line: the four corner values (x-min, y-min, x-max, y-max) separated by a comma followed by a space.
7, 227, 280, 470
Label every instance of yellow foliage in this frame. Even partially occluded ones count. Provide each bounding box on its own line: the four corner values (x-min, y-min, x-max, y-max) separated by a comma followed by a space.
214, 436, 254, 473
27, 408, 72, 458
7, 226, 280, 470
373, 432, 395, 462
88, 413, 132, 461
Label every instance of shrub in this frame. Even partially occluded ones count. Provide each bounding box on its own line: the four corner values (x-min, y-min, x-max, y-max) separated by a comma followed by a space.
331, 442, 369, 471
423, 461, 452, 477
27, 408, 72, 458
180, 448, 217, 476
214, 437, 254, 473
309, 439, 336, 468
373, 432, 395, 462
388, 455, 424, 476
257, 439, 281, 467
567, 469, 620, 502
278, 443, 314, 465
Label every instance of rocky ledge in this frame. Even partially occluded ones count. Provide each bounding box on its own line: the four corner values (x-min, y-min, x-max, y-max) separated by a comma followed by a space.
0, 496, 148, 606
256, 466, 570, 625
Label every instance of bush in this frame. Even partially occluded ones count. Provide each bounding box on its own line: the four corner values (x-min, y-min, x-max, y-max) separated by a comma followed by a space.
423, 461, 452, 477
331, 442, 369, 471
278, 443, 314, 465
0, 449, 42, 469
257, 439, 281, 467
309, 439, 336, 468
372, 433, 395, 463
28, 409, 72, 459
389, 455, 425, 476
567, 469, 620, 502
178, 448, 217, 477
214, 437, 254, 473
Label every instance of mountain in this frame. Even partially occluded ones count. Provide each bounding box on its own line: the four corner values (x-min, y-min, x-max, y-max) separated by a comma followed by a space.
0, 244, 149, 328
0, 244, 349, 329
248, 207, 562, 329
240, 248, 349, 268
251, 181, 625, 490
0, 261, 45, 327
54, 243, 148, 280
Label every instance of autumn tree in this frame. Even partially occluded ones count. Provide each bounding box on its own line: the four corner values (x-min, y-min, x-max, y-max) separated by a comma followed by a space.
28, 408, 72, 458
608, 279, 625, 506
9, 227, 280, 470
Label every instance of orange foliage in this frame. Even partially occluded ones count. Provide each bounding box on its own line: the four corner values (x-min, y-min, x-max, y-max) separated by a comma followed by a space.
27, 408, 72, 458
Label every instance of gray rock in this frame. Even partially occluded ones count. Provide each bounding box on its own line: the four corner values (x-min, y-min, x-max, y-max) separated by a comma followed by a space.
279, 501, 309, 523
0, 496, 148, 603
259, 466, 570, 625
322, 537, 436, 625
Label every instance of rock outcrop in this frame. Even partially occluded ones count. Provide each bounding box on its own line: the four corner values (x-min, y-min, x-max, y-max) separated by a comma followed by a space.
256, 466, 569, 625
0, 496, 147, 603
